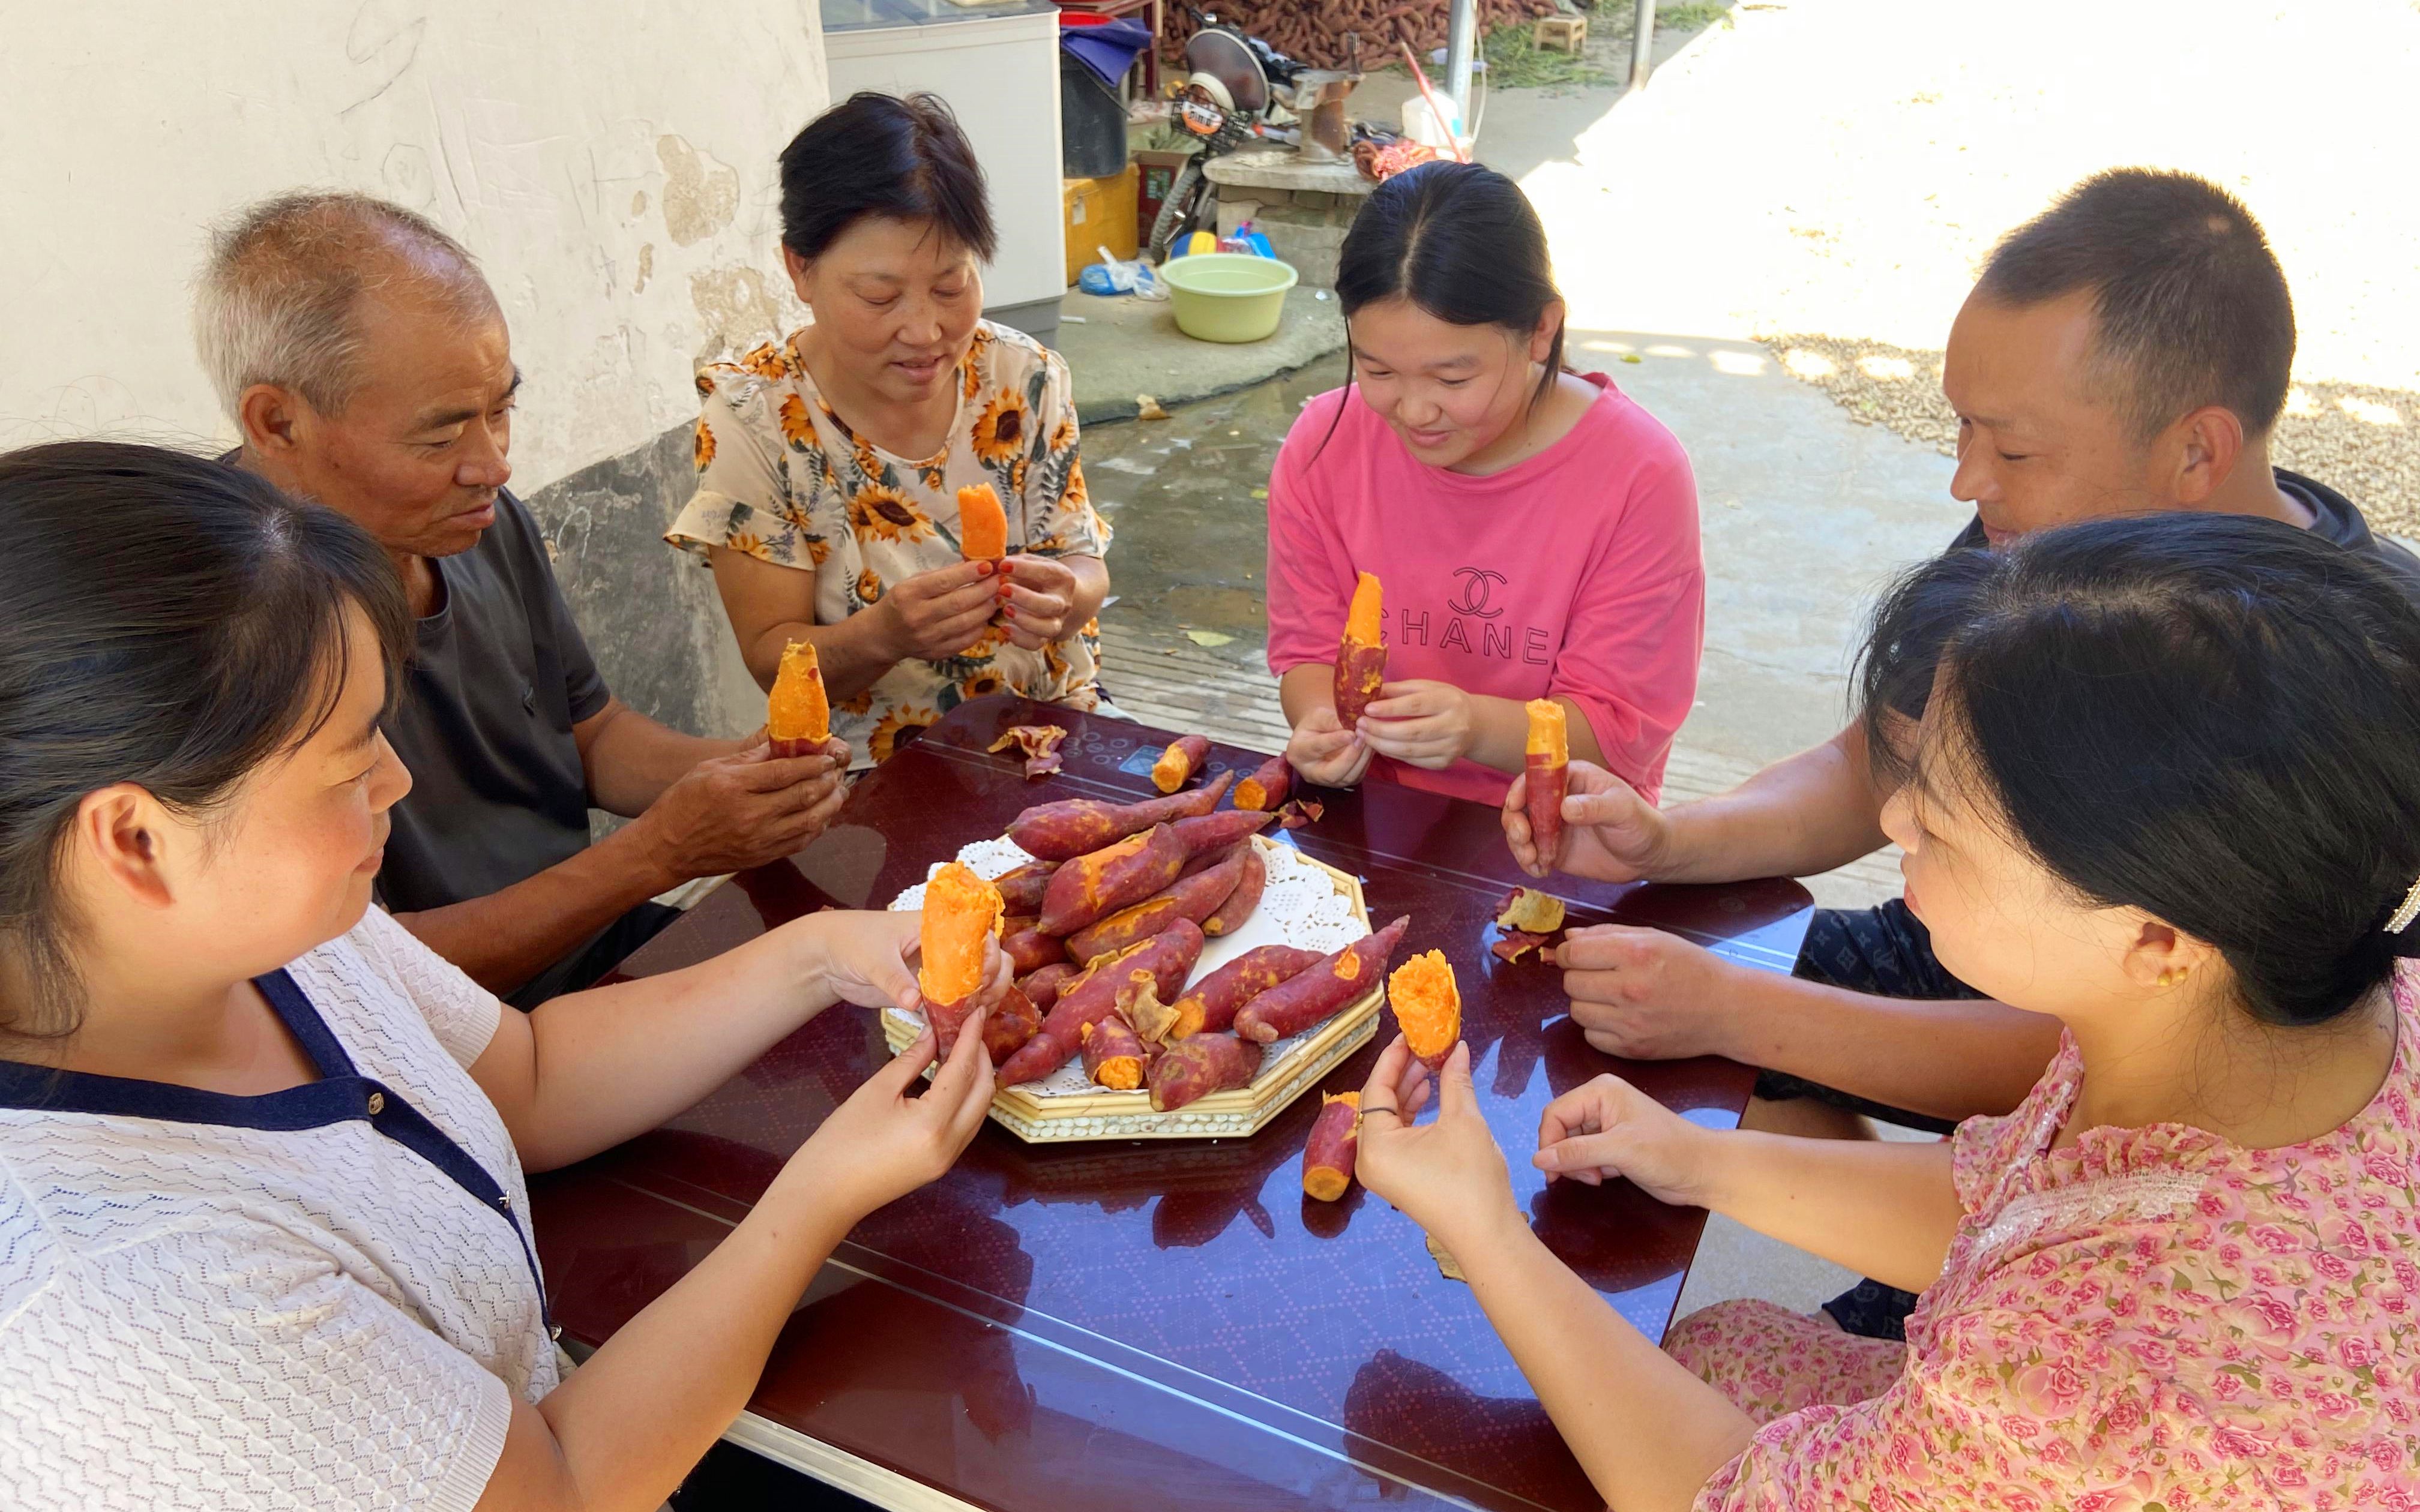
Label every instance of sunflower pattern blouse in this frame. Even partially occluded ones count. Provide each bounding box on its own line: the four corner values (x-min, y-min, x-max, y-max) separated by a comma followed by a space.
667, 321, 1109, 766
1665, 965, 2420, 1511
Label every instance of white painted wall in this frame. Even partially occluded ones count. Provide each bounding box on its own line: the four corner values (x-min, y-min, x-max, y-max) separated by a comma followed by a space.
0, 0, 828, 491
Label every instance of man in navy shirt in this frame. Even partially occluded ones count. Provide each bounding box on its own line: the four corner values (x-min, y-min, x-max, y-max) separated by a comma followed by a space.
202, 192, 848, 1005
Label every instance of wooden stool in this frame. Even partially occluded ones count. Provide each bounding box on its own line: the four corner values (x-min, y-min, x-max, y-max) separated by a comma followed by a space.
1532, 14, 1588, 53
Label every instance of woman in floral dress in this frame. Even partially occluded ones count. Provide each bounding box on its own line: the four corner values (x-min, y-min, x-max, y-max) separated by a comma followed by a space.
667, 93, 1109, 766
1353, 515, 2420, 1510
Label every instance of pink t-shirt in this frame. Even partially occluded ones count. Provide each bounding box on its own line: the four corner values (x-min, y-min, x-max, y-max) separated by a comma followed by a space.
1265, 374, 1703, 805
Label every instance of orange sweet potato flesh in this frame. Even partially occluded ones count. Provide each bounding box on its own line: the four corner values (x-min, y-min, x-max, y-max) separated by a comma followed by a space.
1302, 1091, 1361, 1201
1233, 916, 1411, 1044
767, 639, 830, 757
1079, 1012, 1152, 1090
1064, 848, 1245, 965
957, 483, 1009, 560
1390, 948, 1461, 1071
1148, 1033, 1264, 1111
1167, 943, 1326, 1039
1151, 734, 1211, 794
1199, 842, 1265, 938
918, 862, 1003, 1008
996, 921, 1206, 1085
1333, 572, 1386, 728
1007, 771, 1236, 862
1524, 700, 1570, 866
1036, 823, 1188, 936
1235, 755, 1292, 812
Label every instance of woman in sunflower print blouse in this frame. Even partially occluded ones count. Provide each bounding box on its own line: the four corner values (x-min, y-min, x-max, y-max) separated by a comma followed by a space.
667, 92, 1110, 766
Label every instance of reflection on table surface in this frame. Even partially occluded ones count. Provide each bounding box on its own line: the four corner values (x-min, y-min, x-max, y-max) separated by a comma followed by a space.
532, 696, 1813, 1512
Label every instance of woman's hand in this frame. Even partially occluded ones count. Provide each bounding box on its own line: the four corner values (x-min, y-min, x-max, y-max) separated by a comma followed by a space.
877, 560, 1000, 662
1532, 1073, 1716, 1207
1354, 1037, 1524, 1256
1503, 760, 1673, 883
781, 1017, 998, 1226
796, 909, 1010, 1016
996, 554, 1078, 650
1286, 703, 1374, 788
1357, 680, 1476, 770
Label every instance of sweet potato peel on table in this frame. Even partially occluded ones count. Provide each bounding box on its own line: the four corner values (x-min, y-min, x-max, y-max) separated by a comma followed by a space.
989, 724, 1068, 778
1490, 930, 1555, 964
1275, 798, 1323, 830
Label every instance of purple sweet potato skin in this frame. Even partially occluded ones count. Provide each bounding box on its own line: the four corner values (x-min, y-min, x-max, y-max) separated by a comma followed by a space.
996, 922, 1206, 1085
993, 860, 1059, 914
1006, 772, 1236, 862
1525, 754, 1569, 871
1148, 1033, 1265, 1111
1334, 641, 1388, 729
982, 988, 1042, 1064
1016, 962, 1078, 1014
1173, 941, 1325, 1036
1064, 850, 1245, 964
1168, 808, 1275, 859
1235, 755, 1292, 812
1037, 823, 1188, 935
1080, 1011, 1154, 1088
1302, 1094, 1360, 1201
1152, 734, 1212, 793
1001, 922, 1065, 977
1233, 916, 1412, 1043
1200, 843, 1266, 937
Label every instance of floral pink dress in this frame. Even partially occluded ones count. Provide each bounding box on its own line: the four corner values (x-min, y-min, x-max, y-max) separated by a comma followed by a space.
1666, 965, 2420, 1510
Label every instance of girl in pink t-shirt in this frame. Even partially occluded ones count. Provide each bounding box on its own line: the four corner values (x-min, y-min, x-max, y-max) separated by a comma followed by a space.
1265, 162, 1703, 807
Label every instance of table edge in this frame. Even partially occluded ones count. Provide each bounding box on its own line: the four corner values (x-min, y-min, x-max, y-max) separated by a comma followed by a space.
721, 1412, 983, 1512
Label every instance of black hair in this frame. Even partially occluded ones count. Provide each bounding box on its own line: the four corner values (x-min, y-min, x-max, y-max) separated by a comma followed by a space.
777, 92, 999, 263
0, 442, 412, 1039
1977, 169, 2296, 443
1333, 161, 1565, 414
1859, 513, 2420, 1028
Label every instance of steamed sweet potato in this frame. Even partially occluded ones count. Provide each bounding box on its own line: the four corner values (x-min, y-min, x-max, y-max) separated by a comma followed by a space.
1169, 808, 1275, 860
1524, 700, 1570, 867
1301, 1091, 1361, 1201
1148, 1033, 1265, 1111
1390, 949, 1462, 1071
957, 482, 1009, 561
1064, 849, 1245, 965
1007, 771, 1236, 862
1163, 943, 1326, 1040
918, 863, 1003, 1008
1017, 961, 1079, 1014
1235, 755, 1293, 812
1037, 823, 1188, 936
1000, 917, 1066, 976
1151, 734, 1211, 794
1200, 842, 1265, 938
1079, 1013, 1153, 1090
996, 922, 1206, 1085
766, 639, 829, 758
993, 859, 1059, 915
1233, 916, 1411, 1045
1332, 571, 1387, 728
983, 986, 1043, 1064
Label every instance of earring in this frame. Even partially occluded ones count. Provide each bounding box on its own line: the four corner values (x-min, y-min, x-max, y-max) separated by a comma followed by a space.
2158, 966, 2191, 989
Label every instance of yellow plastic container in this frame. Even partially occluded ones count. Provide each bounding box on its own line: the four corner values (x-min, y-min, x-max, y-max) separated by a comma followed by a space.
1158, 253, 1299, 343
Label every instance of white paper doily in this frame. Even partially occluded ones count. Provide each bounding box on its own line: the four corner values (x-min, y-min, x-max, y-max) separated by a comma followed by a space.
886, 833, 1361, 1094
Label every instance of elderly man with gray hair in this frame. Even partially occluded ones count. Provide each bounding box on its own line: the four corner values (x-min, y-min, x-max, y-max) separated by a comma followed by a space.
200, 191, 849, 1006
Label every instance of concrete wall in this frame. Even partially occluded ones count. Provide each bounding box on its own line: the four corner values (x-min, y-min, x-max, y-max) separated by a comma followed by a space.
0, 1, 829, 736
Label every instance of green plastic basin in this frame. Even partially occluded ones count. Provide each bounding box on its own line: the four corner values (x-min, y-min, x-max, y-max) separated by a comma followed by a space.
1158, 253, 1300, 343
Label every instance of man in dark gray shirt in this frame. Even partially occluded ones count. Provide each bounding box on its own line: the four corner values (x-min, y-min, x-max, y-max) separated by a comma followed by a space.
200, 191, 848, 1005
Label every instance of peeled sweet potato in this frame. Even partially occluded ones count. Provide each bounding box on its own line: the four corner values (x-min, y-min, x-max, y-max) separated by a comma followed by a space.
983, 986, 1043, 1064
1148, 1033, 1265, 1112
1151, 734, 1211, 794
1007, 771, 1236, 862
919, 863, 1002, 1009
1333, 571, 1387, 728
1390, 949, 1462, 1071
957, 482, 1009, 561
1200, 842, 1266, 938
1234, 916, 1411, 1045
1079, 1012, 1153, 1090
1037, 823, 1188, 936
1064, 849, 1245, 965
1525, 700, 1570, 868
1169, 807, 1275, 860
996, 922, 1206, 1085
993, 859, 1059, 915
1302, 1091, 1361, 1201
767, 639, 829, 758
1235, 755, 1292, 812
1163, 943, 1326, 1040
1017, 961, 1079, 1014
1000, 917, 1066, 977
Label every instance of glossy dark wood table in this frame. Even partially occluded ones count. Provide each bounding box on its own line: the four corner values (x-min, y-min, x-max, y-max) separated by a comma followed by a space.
531, 697, 1813, 1512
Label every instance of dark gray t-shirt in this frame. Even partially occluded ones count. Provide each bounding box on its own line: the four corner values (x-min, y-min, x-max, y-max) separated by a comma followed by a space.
375, 490, 610, 916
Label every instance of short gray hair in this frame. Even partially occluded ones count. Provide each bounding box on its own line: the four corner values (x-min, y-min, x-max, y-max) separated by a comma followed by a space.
194, 191, 495, 424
